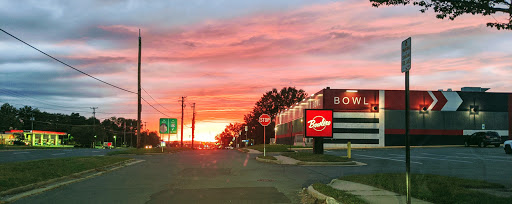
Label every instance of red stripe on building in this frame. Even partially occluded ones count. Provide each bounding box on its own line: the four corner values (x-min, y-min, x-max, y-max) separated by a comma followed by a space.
275, 131, 304, 139
5, 130, 23, 133
385, 91, 433, 111
385, 129, 463, 135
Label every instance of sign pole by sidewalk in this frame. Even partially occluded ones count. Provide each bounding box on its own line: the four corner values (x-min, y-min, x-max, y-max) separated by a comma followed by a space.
402, 37, 412, 204
259, 114, 271, 157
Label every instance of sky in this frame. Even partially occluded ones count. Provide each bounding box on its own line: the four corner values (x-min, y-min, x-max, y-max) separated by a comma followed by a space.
1, 0, 511, 142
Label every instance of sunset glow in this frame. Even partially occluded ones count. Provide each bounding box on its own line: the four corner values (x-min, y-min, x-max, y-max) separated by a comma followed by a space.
1, 0, 511, 142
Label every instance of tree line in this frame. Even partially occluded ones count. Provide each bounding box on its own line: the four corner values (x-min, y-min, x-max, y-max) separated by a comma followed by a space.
0, 103, 160, 147
215, 87, 307, 146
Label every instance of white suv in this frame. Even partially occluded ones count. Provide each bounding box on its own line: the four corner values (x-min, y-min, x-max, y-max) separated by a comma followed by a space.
504, 140, 512, 154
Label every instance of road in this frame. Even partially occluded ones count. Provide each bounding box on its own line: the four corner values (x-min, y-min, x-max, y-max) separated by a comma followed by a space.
14, 149, 362, 204
0, 148, 115, 163
11, 146, 512, 203
324, 146, 512, 188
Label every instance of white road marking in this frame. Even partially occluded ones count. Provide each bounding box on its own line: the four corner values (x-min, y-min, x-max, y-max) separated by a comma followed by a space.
52, 153, 65, 156
389, 153, 473, 163
13, 152, 30, 154
92, 151, 100, 153
354, 154, 423, 164
455, 153, 511, 160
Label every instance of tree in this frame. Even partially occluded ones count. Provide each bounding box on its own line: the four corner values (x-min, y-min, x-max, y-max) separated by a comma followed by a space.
216, 123, 243, 147
243, 87, 307, 145
370, 0, 512, 30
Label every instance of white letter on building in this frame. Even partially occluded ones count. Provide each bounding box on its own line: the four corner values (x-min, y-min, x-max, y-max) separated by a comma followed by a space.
342, 97, 349, 105
363, 97, 369, 105
334, 97, 340, 104
352, 97, 361, 104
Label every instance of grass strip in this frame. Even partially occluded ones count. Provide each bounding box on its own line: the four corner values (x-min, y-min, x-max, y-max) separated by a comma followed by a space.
341, 173, 509, 204
0, 145, 74, 150
312, 183, 368, 204
0, 156, 130, 192
257, 155, 277, 160
247, 144, 293, 152
282, 152, 350, 162
106, 147, 188, 155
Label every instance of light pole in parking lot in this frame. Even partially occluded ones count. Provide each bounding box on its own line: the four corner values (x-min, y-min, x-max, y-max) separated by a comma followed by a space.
114, 135, 117, 148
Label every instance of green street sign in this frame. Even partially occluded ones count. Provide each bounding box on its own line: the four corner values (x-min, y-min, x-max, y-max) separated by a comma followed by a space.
160, 118, 178, 134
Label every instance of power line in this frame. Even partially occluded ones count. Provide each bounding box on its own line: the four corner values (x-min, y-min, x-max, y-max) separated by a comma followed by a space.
0, 28, 137, 94
142, 87, 174, 113
0, 89, 91, 111
141, 97, 171, 118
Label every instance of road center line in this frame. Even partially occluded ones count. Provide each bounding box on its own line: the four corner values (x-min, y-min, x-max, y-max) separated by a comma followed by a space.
389, 153, 473, 163
13, 152, 30, 154
354, 154, 423, 164
52, 153, 66, 156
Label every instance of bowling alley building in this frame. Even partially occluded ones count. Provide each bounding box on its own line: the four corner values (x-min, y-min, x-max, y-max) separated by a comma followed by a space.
275, 87, 512, 147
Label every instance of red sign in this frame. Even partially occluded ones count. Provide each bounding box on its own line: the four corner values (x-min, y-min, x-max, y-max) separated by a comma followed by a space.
259, 114, 271, 126
304, 109, 333, 138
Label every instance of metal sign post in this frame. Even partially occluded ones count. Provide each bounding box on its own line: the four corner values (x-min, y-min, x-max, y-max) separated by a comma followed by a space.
259, 114, 271, 157
401, 37, 411, 204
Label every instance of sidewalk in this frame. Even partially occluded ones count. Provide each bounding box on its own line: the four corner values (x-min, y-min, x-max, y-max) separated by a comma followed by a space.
327, 179, 431, 204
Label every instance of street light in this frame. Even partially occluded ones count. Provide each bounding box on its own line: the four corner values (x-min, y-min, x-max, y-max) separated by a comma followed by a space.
113, 135, 117, 148
93, 135, 97, 149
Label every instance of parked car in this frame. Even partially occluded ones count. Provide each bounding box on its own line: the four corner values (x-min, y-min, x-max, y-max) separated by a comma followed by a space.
504, 140, 512, 154
464, 131, 501, 147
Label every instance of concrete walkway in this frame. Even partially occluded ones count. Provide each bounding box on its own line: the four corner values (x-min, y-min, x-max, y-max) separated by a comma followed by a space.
328, 179, 431, 204
273, 155, 301, 165
244, 148, 262, 154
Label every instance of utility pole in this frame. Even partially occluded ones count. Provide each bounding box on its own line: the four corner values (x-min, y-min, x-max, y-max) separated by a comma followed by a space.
137, 29, 142, 149
91, 107, 98, 148
123, 121, 126, 146
179, 96, 186, 147
191, 103, 195, 149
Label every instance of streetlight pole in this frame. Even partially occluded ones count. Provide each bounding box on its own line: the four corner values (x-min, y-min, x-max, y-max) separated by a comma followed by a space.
245, 126, 248, 147
114, 135, 117, 148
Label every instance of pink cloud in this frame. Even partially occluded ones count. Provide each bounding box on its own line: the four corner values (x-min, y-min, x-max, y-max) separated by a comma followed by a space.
53, 0, 511, 140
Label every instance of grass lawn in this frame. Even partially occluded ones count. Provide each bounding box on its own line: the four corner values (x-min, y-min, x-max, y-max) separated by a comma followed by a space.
0, 156, 130, 192
257, 155, 277, 160
106, 147, 188, 156
341, 173, 509, 204
282, 152, 351, 162
0, 145, 74, 150
247, 144, 293, 152
312, 183, 368, 204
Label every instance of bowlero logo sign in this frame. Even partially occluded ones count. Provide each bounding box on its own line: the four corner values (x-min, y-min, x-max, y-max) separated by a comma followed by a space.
304, 109, 333, 138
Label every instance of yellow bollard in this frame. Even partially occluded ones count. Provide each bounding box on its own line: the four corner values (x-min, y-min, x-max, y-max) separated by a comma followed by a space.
347, 141, 351, 159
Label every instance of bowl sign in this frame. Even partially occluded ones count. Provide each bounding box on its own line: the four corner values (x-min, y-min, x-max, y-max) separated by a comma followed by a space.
304, 109, 333, 138
259, 114, 271, 126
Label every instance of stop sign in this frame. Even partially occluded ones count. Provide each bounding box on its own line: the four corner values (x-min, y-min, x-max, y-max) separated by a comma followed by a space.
258, 114, 271, 126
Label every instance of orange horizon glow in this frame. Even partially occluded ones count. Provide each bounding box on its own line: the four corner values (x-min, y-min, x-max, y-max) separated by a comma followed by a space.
3, 0, 511, 143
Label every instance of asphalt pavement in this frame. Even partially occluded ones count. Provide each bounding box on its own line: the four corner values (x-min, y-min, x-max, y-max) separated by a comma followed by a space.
0, 148, 116, 163
9, 146, 512, 204
324, 146, 512, 188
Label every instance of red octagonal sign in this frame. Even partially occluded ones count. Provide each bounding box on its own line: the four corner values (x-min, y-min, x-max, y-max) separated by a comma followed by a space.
258, 114, 271, 126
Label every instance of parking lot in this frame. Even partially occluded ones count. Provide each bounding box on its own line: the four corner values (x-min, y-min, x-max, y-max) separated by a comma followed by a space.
325, 146, 512, 187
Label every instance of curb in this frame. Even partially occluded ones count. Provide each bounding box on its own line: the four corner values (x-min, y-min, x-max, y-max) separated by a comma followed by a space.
298, 161, 362, 166
307, 185, 340, 204
0, 159, 143, 202
255, 156, 281, 164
